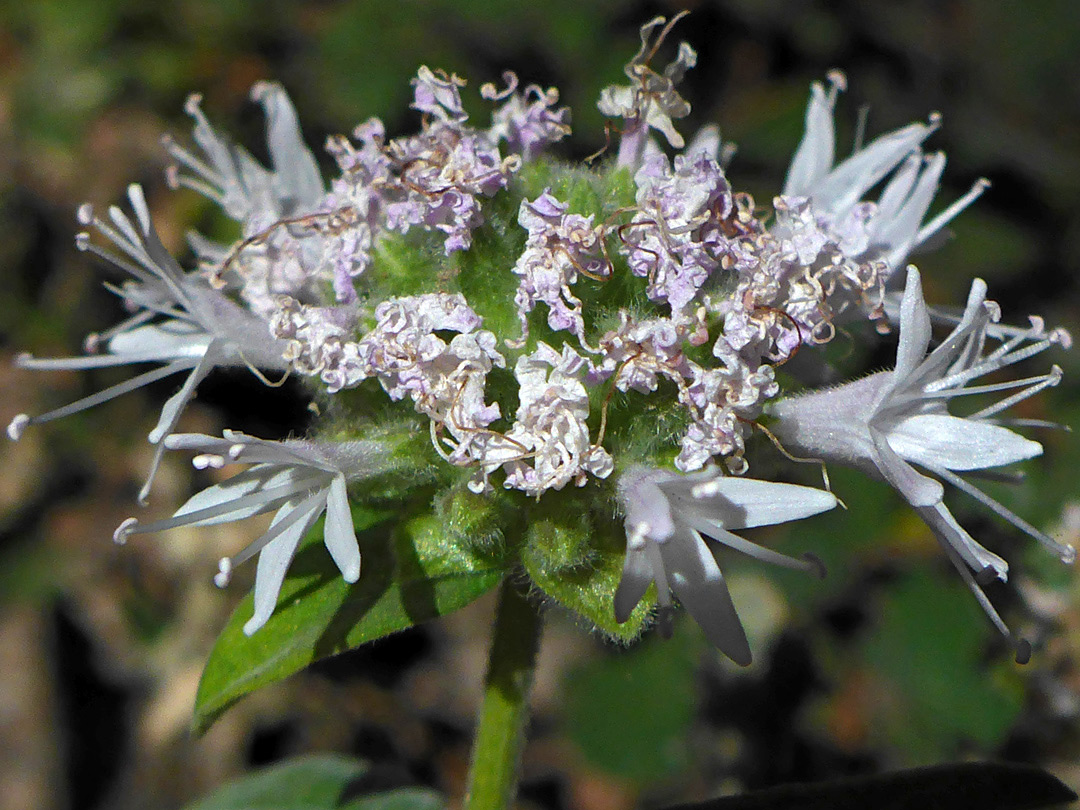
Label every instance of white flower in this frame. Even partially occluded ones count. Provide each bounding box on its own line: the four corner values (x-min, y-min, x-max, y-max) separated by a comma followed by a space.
8, 185, 290, 503
783, 71, 987, 278
597, 13, 696, 166
497, 343, 613, 497
165, 82, 324, 227
770, 266, 1074, 658
114, 431, 397, 635
165, 83, 329, 317
615, 465, 837, 665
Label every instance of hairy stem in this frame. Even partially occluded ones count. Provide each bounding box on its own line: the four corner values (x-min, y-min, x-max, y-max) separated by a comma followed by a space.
463, 578, 544, 810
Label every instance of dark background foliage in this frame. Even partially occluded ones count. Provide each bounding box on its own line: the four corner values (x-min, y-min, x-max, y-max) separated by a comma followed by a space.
1, 2, 1079, 809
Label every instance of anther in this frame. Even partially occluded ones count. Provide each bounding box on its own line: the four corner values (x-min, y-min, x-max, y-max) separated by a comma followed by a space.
113, 517, 139, 545
6, 414, 30, 441
1014, 638, 1032, 665
183, 93, 203, 116
214, 557, 233, 588
193, 453, 225, 470
803, 553, 827, 580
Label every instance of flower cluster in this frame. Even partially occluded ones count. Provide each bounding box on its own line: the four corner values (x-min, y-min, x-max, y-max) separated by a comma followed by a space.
10, 16, 1071, 665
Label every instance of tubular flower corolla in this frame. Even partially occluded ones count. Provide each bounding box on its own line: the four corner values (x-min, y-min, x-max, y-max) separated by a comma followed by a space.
615, 465, 836, 665
114, 431, 399, 635
769, 266, 1074, 659
8, 184, 290, 503
783, 71, 988, 280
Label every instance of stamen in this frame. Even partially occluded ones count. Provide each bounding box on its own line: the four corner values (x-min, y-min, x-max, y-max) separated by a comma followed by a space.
686, 520, 827, 577
161, 136, 224, 192
83, 310, 158, 351
227, 490, 328, 570
124, 485, 301, 536
919, 370, 1057, 401
14, 358, 194, 427
7, 414, 30, 441
214, 557, 232, 588
113, 517, 139, 545
16, 350, 197, 371
76, 238, 157, 286
983, 417, 1066, 431
930, 464, 1076, 563
967, 366, 1062, 421
926, 335, 1053, 393
914, 177, 990, 249
170, 173, 227, 206
939, 540, 1016, 647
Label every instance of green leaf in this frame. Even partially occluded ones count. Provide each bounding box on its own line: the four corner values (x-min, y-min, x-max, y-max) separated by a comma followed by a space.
521, 490, 651, 641
194, 507, 506, 733
862, 569, 1025, 763
564, 629, 699, 782
182, 754, 366, 810
181, 754, 446, 810
344, 787, 444, 810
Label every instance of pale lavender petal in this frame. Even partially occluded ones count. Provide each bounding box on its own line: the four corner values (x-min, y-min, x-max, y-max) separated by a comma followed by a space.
251, 81, 325, 211
172, 466, 325, 525
614, 544, 654, 623
669, 476, 837, 530
892, 267, 932, 384
323, 474, 360, 582
783, 79, 837, 198
870, 427, 944, 507
889, 414, 1042, 472
243, 493, 328, 636
661, 527, 751, 666
914, 501, 1010, 580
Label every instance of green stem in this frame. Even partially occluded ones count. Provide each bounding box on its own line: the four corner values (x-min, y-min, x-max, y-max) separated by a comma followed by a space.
463, 577, 544, 810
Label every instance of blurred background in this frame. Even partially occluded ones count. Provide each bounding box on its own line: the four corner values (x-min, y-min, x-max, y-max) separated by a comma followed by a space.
2, 1, 1080, 808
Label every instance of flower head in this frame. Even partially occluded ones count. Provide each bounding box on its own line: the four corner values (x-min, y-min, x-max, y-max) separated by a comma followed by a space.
114, 431, 401, 635
510, 191, 606, 345
770, 266, 1073, 658
615, 465, 836, 665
